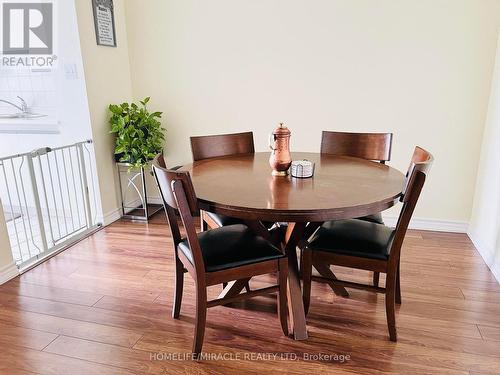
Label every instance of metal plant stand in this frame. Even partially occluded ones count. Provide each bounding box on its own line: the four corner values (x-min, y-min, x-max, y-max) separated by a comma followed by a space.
117, 163, 162, 221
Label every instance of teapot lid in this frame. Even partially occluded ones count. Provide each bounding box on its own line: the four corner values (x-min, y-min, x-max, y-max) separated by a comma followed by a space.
273, 122, 291, 136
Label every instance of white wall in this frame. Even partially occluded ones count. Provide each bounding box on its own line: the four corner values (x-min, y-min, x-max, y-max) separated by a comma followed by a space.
0, 200, 18, 284
75, 0, 133, 223
469, 34, 500, 283
124, 0, 500, 225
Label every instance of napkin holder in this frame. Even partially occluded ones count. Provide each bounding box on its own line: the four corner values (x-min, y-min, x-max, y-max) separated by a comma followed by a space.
291, 160, 315, 178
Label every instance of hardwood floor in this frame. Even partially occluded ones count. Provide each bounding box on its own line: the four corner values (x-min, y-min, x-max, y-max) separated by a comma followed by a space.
0, 213, 499, 374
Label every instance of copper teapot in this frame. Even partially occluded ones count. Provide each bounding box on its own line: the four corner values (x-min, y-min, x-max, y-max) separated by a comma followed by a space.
269, 123, 292, 176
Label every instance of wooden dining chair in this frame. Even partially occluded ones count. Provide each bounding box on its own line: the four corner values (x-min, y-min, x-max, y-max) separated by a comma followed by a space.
152, 154, 289, 358
321, 131, 393, 163
321, 131, 392, 225
321, 131, 393, 287
190, 131, 255, 231
301, 146, 433, 341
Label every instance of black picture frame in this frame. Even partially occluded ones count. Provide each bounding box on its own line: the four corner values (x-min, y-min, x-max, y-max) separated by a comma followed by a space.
91, 0, 117, 47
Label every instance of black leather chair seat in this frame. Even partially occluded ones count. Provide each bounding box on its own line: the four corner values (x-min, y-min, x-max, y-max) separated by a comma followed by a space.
357, 213, 384, 225
179, 224, 284, 272
308, 219, 395, 260
206, 212, 245, 227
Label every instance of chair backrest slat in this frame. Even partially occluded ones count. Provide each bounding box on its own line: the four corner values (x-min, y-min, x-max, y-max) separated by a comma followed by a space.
152, 154, 205, 273
190, 131, 255, 161
321, 131, 393, 162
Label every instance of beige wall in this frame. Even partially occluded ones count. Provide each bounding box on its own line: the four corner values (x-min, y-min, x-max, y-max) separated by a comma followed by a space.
469, 34, 500, 282
75, 0, 133, 222
124, 0, 500, 223
0, 200, 17, 284
0, 202, 14, 269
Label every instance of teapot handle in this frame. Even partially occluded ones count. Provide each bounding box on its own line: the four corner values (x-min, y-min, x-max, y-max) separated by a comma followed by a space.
268, 133, 276, 151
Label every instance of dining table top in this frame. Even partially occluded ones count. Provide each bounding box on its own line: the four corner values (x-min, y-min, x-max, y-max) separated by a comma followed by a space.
181, 152, 405, 222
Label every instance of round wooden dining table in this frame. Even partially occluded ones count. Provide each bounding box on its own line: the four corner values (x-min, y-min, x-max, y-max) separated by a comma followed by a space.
181, 152, 405, 340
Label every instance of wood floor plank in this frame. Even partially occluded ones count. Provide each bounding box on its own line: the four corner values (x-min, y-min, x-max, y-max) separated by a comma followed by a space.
397, 299, 500, 327
68, 263, 152, 280
45, 335, 356, 375
0, 321, 58, 350
478, 325, 500, 342
0, 307, 143, 347
400, 292, 500, 316
0, 345, 138, 375
1, 370, 42, 375
135, 325, 469, 375
0, 293, 176, 332
305, 327, 500, 373
0, 279, 103, 306
18, 272, 160, 302
58, 250, 171, 272
44, 336, 170, 375
0, 214, 498, 374
461, 288, 500, 303
306, 299, 483, 339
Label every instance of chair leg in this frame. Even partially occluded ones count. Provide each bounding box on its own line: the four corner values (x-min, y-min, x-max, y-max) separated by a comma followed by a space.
172, 258, 184, 319
277, 258, 289, 336
313, 262, 349, 297
298, 249, 303, 278
373, 271, 380, 287
395, 264, 401, 305
385, 271, 397, 342
301, 249, 313, 316
192, 283, 207, 360
200, 211, 208, 232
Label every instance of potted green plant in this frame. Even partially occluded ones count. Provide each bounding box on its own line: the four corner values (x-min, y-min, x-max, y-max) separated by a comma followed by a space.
109, 97, 165, 169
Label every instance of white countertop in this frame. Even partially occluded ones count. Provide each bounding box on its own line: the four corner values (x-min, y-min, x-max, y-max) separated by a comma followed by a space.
0, 118, 60, 134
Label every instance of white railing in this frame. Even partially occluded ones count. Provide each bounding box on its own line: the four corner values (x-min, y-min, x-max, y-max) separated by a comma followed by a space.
0, 140, 101, 270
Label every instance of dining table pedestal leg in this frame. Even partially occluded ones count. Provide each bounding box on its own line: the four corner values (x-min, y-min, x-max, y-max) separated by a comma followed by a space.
285, 222, 308, 340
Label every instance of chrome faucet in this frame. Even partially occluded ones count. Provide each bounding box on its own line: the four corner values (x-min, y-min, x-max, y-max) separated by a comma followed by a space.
0, 96, 28, 113
0, 96, 46, 119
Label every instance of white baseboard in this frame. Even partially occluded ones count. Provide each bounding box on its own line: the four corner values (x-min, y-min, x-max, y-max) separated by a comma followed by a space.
147, 196, 162, 205
99, 208, 468, 233
123, 196, 163, 213
99, 207, 122, 227
382, 215, 468, 233
468, 230, 500, 284
99, 197, 162, 227
491, 262, 500, 285
0, 261, 19, 285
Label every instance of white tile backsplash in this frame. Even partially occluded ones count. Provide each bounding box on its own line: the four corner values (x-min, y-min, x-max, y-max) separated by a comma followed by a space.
0, 68, 57, 116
